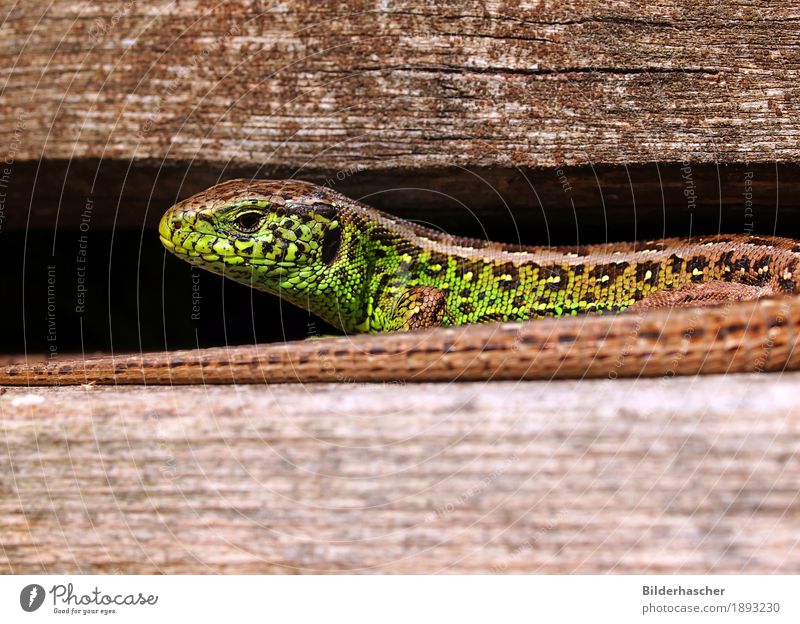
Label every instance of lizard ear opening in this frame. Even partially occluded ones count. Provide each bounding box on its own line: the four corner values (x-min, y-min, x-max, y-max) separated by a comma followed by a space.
321, 223, 341, 265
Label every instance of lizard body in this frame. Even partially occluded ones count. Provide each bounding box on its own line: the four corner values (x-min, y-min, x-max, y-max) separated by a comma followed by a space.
2, 179, 800, 385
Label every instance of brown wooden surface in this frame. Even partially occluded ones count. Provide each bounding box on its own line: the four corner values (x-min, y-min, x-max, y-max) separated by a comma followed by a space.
4, 1, 800, 233
3, 1, 800, 575
3, 1, 800, 171
1, 377, 799, 574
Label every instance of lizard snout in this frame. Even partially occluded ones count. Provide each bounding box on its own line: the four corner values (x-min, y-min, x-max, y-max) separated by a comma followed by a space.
159, 205, 197, 251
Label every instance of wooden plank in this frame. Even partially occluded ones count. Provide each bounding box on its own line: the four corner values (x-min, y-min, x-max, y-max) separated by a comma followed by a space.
2, 1, 800, 172
2, 376, 799, 573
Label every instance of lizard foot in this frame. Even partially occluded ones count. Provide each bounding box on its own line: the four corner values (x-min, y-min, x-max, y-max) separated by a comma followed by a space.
384, 286, 448, 331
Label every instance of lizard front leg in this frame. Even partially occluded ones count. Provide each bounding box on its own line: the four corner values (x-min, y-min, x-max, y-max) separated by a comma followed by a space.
380, 285, 448, 331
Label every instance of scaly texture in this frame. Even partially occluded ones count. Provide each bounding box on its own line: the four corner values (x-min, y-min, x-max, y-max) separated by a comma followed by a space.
159, 179, 796, 332
3, 179, 800, 385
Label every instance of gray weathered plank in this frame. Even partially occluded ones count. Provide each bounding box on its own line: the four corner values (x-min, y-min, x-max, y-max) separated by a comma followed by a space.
1, 376, 798, 573
2, 1, 800, 171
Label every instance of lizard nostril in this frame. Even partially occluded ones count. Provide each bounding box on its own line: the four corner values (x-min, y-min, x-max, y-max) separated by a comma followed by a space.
159, 208, 186, 241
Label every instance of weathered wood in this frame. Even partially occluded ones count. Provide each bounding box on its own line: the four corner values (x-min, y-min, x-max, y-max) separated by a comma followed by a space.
2, 377, 799, 573
3, 1, 800, 576
4, 2, 800, 233
2, 1, 800, 172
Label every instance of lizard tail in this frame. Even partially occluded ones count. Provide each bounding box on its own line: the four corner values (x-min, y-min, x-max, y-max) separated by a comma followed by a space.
0, 296, 798, 385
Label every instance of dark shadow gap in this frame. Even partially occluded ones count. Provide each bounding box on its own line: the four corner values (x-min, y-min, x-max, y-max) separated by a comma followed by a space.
2, 159, 797, 355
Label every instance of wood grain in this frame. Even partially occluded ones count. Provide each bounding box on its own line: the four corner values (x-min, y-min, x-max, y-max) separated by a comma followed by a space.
1, 377, 799, 573
3, 0, 800, 576
2, 1, 800, 172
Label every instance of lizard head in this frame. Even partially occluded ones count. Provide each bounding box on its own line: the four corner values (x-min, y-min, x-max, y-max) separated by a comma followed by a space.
159, 179, 346, 293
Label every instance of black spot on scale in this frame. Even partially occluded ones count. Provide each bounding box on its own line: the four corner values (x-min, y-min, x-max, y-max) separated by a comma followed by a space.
376, 273, 391, 294
753, 256, 772, 273
591, 262, 628, 281
478, 312, 505, 322
714, 250, 735, 269
669, 254, 684, 273
322, 225, 341, 265
423, 263, 443, 277
540, 266, 570, 289
778, 277, 796, 293
312, 203, 338, 220
491, 263, 520, 280
687, 255, 710, 282
541, 266, 561, 280
686, 256, 710, 273
635, 262, 660, 285
428, 251, 450, 267
733, 257, 750, 273
455, 259, 485, 278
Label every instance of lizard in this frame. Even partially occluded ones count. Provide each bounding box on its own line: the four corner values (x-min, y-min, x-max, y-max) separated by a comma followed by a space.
2, 178, 800, 385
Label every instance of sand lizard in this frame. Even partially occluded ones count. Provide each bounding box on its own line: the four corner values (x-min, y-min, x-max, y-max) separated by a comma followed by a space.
2, 178, 800, 385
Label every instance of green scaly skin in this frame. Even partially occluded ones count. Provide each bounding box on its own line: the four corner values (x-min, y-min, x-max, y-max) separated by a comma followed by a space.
159, 179, 798, 333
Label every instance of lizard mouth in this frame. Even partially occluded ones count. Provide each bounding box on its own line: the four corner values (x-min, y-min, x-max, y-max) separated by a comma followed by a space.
158, 209, 181, 251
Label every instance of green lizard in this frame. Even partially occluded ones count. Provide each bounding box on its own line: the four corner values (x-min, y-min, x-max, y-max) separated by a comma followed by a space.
2, 177, 799, 386
158, 179, 796, 333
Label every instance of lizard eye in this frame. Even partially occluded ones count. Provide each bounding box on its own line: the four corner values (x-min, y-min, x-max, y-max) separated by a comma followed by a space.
233, 211, 264, 232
